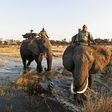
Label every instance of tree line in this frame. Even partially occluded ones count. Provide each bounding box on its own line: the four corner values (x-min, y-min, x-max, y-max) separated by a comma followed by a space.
0, 38, 69, 45
0, 38, 111, 45
94, 38, 112, 44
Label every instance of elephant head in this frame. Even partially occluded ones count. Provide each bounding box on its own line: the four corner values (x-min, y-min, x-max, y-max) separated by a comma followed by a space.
63, 45, 112, 95
71, 46, 94, 94
28, 36, 52, 71
38, 29, 53, 71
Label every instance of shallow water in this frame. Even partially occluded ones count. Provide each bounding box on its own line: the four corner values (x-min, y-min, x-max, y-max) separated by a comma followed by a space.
0, 56, 112, 112
0, 56, 62, 83
0, 56, 79, 112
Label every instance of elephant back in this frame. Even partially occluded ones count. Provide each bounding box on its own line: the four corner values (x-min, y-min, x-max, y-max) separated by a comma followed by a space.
27, 38, 41, 55
21, 38, 40, 55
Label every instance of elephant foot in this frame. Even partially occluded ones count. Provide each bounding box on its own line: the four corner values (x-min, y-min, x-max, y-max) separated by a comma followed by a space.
27, 66, 31, 71
37, 68, 43, 73
46, 68, 51, 72
23, 70, 27, 74
44, 67, 51, 72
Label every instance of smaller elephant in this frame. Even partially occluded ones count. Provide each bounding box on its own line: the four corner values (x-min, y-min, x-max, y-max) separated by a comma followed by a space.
20, 36, 52, 73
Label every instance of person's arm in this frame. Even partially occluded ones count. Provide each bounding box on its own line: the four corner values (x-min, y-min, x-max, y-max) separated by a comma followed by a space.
88, 32, 95, 44
71, 35, 75, 43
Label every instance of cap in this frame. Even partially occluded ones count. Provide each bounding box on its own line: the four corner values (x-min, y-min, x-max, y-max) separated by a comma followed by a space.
78, 28, 81, 31
42, 28, 45, 31
83, 24, 87, 28
30, 29, 33, 33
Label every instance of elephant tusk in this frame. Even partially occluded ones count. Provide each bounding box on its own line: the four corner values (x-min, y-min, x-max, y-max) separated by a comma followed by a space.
77, 78, 88, 94
70, 78, 88, 94
71, 81, 76, 94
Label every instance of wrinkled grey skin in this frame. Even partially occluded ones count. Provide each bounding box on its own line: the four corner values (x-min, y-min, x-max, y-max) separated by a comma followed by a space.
20, 37, 52, 73
63, 45, 89, 92
63, 45, 111, 103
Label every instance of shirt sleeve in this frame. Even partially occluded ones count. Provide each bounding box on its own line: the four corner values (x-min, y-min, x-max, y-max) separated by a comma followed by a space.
88, 32, 94, 42
71, 35, 76, 42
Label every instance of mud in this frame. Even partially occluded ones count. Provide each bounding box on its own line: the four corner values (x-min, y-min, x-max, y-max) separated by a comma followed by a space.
0, 55, 112, 112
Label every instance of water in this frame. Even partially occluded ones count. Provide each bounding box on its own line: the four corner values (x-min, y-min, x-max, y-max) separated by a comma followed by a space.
0, 56, 111, 112
0, 56, 79, 112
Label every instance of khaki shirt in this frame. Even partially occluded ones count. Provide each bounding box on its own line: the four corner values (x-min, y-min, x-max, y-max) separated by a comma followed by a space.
77, 31, 93, 42
39, 31, 49, 38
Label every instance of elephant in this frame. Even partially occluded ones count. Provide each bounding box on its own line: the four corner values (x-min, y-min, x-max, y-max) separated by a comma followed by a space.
63, 44, 112, 103
20, 36, 52, 73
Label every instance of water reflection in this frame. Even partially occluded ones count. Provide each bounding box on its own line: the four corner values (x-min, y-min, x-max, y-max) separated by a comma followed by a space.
0, 56, 76, 112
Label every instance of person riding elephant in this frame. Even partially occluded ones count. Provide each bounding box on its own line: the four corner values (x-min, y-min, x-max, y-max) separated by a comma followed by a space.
63, 44, 112, 103
20, 31, 53, 73
22, 29, 37, 39
71, 28, 81, 44
38, 28, 53, 70
38, 28, 49, 38
72, 25, 95, 45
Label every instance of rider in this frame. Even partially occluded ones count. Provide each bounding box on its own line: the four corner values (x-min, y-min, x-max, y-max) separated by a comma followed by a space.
77, 25, 95, 45
71, 28, 81, 44
38, 28, 49, 38
38, 28, 53, 55
29, 29, 34, 39
22, 29, 37, 39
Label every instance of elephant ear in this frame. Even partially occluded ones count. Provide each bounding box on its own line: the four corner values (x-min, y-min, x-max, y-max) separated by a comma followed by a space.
63, 45, 75, 72
94, 47, 111, 72
28, 38, 40, 55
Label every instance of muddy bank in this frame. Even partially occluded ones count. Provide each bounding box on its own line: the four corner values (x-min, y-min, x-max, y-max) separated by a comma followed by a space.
0, 55, 112, 112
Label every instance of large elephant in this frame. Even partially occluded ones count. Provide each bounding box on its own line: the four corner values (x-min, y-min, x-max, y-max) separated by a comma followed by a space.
63, 44, 112, 102
20, 37, 52, 73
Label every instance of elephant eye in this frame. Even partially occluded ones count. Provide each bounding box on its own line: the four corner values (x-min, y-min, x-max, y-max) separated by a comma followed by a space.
100, 49, 107, 56
42, 40, 45, 44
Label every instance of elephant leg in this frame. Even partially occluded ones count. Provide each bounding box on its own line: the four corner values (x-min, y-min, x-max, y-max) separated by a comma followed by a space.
37, 60, 43, 72
27, 59, 33, 67
34, 56, 43, 72
26, 59, 33, 71
22, 58, 27, 72
46, 56, 52, 71
88, 74, 94, 89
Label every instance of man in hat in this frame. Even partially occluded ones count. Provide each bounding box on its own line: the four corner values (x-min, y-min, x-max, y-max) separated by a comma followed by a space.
38, 28, 49, 38
77, 25, 95, 45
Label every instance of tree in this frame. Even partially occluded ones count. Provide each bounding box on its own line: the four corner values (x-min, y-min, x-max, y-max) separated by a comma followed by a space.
0, 38, 2, 45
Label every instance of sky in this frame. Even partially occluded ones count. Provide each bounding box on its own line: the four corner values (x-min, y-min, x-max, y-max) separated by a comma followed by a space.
0, 0, 112, 41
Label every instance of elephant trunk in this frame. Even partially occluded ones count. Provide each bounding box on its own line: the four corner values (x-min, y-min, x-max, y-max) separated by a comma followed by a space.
72, 54, 89, 94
